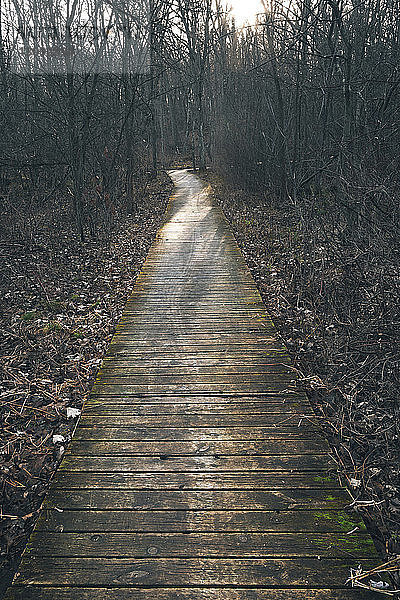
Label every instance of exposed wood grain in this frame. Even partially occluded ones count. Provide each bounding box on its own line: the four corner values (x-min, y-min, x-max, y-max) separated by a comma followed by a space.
52, 471, 343, 489
73, 426, 326, 441
91, 382, 299, 395
93, 375, 296, 385
88, 391, 298, 399
106, 342, 286, 354
85, 401, 309, 413
84, 400, 310, 412
6, 169, 379, 599
68, 439, 330, 455
117, 318, 275, 326
3, 588, 383, 600
12, 557, 379, 587
46, 489, 349, 510
112, 330, 279, 338
27, 531, 375, 558
78, 414, 312, 427
106, 348, 288, 357
60, 454, 332, 472
38, 509, 364, 533
90, 385, 301, 394
98, 365, 293, 376
82, 403, 310, 415
100, 358, 292, 368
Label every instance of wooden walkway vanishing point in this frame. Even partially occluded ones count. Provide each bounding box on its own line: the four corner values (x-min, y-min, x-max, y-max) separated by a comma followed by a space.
6, 170, 381, 599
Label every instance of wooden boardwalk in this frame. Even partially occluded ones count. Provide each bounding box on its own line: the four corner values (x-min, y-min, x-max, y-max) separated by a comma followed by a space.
5, 170, 380, 599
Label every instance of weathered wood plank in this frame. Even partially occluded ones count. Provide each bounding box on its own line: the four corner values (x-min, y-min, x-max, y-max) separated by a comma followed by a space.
89, 385, 300, 395
84, 400, 310, 412
85, 396, 315, 419
89, 386, 300, 396
118, 315, 274, 323
52, 471, 341, 489
98, 365, 293, 376
83, 398, 309, 411
100, 357, 292, 368
72, 426, 326, 441
109, 336, 280, 343
12, 557, 378, 587
78, 413, 313, 427
132, 280, 258, 285
92, 375, 296, 384
60, 454, 333, 472
85, 400, 309, 411
119, 314, 272, 320
114, 327, 278, 335
38, 509, 364, 533
46, 489, 349, 510
124, 303, 267, 310
3, 588, 383, 600
88, 391, 303, 398
26, 532, 375, 558
89, 388, 297, 396
113, 332, 279, 341
106, 348, 287, 356
68, 439, 330, 455
107, 341, 284, 350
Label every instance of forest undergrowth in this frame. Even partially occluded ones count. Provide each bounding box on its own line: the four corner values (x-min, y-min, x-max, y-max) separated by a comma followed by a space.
205, 171, 400, 589
0, 173, 173, 595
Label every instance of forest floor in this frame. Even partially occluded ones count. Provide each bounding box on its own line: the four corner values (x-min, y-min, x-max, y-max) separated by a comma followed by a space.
0, 173, 173, 596
203, 171, 400, 591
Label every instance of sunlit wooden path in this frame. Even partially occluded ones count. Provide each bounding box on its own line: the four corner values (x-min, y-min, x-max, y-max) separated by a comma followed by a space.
6, 170, 380, 599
